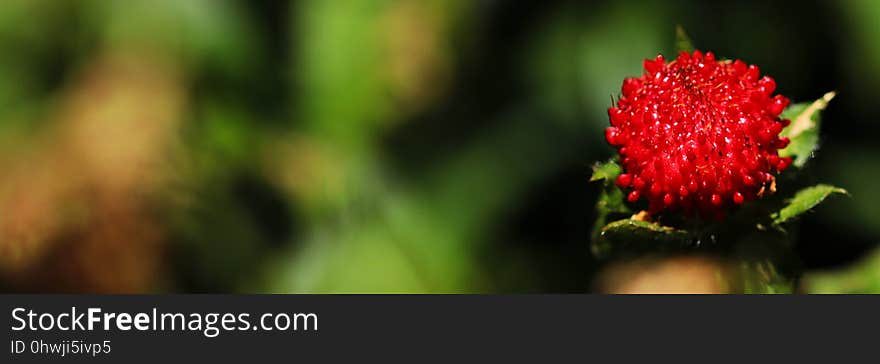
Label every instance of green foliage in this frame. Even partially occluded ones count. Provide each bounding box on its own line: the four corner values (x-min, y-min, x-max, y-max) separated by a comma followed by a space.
590, 159, 622, 182
590, 159, 630, 245
801, 247, 880, 293
1, 2, 874, 294
771, 184, 848, 226
779, 92, 836, 168
737, 261, 794, 294
674, 25, 695, 53
526, 1, 666, 131
594, 183, 629, 218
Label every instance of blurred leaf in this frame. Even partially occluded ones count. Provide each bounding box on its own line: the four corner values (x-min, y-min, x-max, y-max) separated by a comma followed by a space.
738, 260, 794, 294
801, 247, 880, 293
271, 111, 582, 293
593, 218, 690, 257
771, 184, 847, 226
294, 0, 468, 150
779, 91, 835, 168
87, 0, 258, 73
675, 25, 695, 53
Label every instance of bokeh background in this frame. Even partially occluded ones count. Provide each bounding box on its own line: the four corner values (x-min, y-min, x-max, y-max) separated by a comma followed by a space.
1, 0, 878, 293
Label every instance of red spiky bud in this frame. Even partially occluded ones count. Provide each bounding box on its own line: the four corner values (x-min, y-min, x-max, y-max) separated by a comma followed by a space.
607, 50, 792, 217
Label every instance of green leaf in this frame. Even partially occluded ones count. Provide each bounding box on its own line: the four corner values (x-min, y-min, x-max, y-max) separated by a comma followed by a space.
595, 184, 628, 215
675, 25, 694, 53
590, 159, 622, 182
779, 91, 835, 168
602, 219, 689, 240
590, 159, 630, 243
771, 184, 847, 226
592, 218, 691, 257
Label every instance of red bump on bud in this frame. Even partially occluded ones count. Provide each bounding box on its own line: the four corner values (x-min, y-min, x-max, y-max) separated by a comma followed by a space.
608, 107, 626, 126
650, 183, 663, 196
616, 173, 632, 188
704, 51, 716, 63
663, 193, 674, 206
643, 55, 665, 75
746, 65, 760, 82
774, 137, 790, 149
627, 190, 641, 203
769, 122, 783, 135
622, 78, 641, 97
733, 60, 747, 75
768, 95, 789, 116
605, 50, 793, 217
758, 76, 776, 95
733, 192, 745, 204
633, 176, 646, 190
605, 127, 621, 146
776, 156, 793, 171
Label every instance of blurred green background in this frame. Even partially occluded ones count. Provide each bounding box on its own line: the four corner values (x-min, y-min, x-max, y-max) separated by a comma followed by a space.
0, 0, 877, 293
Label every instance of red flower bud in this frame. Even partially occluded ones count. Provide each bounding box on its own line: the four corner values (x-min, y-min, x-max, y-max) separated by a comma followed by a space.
606, 50, 791, 216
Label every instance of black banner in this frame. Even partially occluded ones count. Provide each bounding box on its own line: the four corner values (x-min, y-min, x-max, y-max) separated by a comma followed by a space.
3, 295, 878, 362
